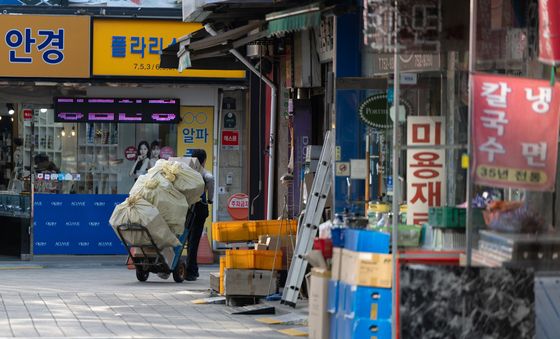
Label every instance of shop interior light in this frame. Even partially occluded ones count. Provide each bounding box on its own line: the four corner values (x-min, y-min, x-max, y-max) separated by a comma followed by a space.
10, 117, 13, 122
61, 129, 66, 137
0, 116, 2, 121
71, 126, 76, 136
7, 104, 15, 115
40, 108, 47, 113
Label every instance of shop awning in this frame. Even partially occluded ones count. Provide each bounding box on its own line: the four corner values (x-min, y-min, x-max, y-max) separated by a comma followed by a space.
160, 21, 267, 72
266, 2, 321, 36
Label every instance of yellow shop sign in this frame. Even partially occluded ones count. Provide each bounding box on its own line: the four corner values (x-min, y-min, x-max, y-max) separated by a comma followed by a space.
93, 19, 245, 79
0, 15, 90, 78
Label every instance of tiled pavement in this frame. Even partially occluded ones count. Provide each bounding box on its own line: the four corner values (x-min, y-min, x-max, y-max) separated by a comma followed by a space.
0, 257, 307, 338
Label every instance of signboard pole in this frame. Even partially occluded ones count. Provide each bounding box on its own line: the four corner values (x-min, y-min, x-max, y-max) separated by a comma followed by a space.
391, 1, 400, 338
466, 0, 478, 267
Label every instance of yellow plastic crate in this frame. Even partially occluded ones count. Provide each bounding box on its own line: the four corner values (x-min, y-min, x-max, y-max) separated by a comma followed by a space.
255, 219, 298, 237
212, 220, 257, 242
219, 256, 225, 295
225, 249, 283, 270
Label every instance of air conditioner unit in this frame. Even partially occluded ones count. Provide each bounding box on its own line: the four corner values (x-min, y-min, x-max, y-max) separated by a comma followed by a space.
182, 0, 226, 23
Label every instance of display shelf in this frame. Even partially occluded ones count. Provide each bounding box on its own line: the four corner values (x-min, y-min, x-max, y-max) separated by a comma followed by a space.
76, 122, 120, 195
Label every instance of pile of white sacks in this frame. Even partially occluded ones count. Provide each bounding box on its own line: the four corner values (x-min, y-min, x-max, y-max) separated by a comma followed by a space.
109, 158, 205, 249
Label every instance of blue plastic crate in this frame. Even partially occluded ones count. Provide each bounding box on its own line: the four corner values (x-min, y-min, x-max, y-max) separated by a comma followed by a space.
336, 312, 350, 339
343, 229, 390, 253
329, 313, 337, 339
351, 319, 391, 339
331, 227, 345, 247
344, 285, 392, 320
327, 280, 339, 314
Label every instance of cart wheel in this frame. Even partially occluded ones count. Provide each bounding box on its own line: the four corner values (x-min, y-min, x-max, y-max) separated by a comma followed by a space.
136, 268, 149, 282
173, 262, 186, 283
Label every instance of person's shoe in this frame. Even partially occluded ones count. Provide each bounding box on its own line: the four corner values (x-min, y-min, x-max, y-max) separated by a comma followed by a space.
185, 275, 197, 281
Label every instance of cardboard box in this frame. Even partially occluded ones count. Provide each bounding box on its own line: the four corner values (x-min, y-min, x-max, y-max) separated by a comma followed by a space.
331, 247, 343, 281
308, 268, 331, 339
223, 269, 277, 296
209, 272, 220, 293
340, 249, 392, 288
254, 243, 268, 250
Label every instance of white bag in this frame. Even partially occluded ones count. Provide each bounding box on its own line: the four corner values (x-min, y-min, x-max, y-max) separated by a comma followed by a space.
147, 159, 205, 206
130, 174, 189, 235
109, 195, 180, 248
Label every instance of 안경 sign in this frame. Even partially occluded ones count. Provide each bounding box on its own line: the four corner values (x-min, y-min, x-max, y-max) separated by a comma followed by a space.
54, 97, 180, 124
0, 15, 90, 78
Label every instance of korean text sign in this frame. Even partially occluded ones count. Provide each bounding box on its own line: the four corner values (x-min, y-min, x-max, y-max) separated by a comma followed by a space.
406, 116, 446, 226
0, 15, 90, 78
473, 74, 560, 191
92, 19, 245, 78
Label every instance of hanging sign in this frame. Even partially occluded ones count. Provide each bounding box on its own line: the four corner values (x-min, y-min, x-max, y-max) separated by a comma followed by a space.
23, 109, 33, 121
473, 74, 560, 191
539, 0, 560, 65
227, 193, 249, 220
224, 112, 237, 129
359, 93, 391, 128
124, 146, 137, 161
406, 116, 446, 226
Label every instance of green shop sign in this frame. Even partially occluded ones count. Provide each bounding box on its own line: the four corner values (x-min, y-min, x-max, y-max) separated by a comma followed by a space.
359, 93, 391, 128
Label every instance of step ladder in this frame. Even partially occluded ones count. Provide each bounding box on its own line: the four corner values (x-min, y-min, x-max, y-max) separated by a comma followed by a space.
281, 131, 333, 307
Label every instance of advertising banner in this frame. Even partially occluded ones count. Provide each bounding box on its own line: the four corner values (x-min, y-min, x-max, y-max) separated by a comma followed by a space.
473, 74, 560, 191
177, 106, 214, 231
34, 194, 128, 255
0, 0, 178, 8
0, 15, 90, 78
539, 0, 560, 65
406, 116, 446, 225
92, 19, 245, 78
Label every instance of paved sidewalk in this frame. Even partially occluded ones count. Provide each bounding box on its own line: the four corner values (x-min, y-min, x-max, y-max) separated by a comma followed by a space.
0, 258, 308, 338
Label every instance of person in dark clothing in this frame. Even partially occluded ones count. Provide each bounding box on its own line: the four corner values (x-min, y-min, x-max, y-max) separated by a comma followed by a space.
185, 149, 214, 281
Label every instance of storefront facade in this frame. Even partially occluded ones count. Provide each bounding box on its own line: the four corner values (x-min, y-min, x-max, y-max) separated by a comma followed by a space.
0, 13, 248, 256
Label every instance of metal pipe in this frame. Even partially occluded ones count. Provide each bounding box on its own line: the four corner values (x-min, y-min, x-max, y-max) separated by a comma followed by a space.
204, 24, 278, 220
391, 1, 400, 338
465, 0, 477, 267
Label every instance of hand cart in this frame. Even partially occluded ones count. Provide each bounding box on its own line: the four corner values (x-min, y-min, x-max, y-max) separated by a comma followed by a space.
116, 205, 196, 283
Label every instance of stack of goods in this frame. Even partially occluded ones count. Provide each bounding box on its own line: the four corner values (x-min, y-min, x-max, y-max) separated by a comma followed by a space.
318, 229, 392, 339
211, 219, 297, 299
426, 207, 469, 250
474, 230, 560, 268
109, 159, 205, 265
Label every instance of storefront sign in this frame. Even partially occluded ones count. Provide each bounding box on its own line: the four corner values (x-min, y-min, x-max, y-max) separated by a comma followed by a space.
359, 93, 391, 128
221, 130, 239, 150
539, 0, 560, 65
472, 74, 560, 191
159, 146, 175, 160
363, 0, 441, 53
124, 146, 137, 161
23, 109, 33, 121
0, 15, 90, 78
92, 19, 245, 78
177, 106, 214, 231
54, 98, 180, 123
0, 0, 176, 8
224, 112, 237, 129
371, 53, 441, 74
227, 193, 249, 220
34, 194, 127, 255
406, 116, 446, 225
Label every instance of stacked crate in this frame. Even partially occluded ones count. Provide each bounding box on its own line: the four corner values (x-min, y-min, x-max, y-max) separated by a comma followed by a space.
427, 207, 485, 250
328, 229, 392, 339
211, 220, 297, 298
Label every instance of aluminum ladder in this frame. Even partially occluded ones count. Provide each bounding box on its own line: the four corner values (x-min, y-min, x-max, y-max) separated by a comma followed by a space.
281, 130, 333, 307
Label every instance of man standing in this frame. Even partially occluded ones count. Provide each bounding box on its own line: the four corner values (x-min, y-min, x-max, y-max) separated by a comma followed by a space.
185, 149, 214, 281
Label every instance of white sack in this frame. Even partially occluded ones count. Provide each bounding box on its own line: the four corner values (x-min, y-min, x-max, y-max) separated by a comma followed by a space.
147, 159, 205, 205
109, 195, 180, 248
130, 174, 189, 235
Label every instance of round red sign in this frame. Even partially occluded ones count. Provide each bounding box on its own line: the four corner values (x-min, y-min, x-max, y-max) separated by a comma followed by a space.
124, 146, 137, 161
160, 146, 175, 160
227, 193, 249, 220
